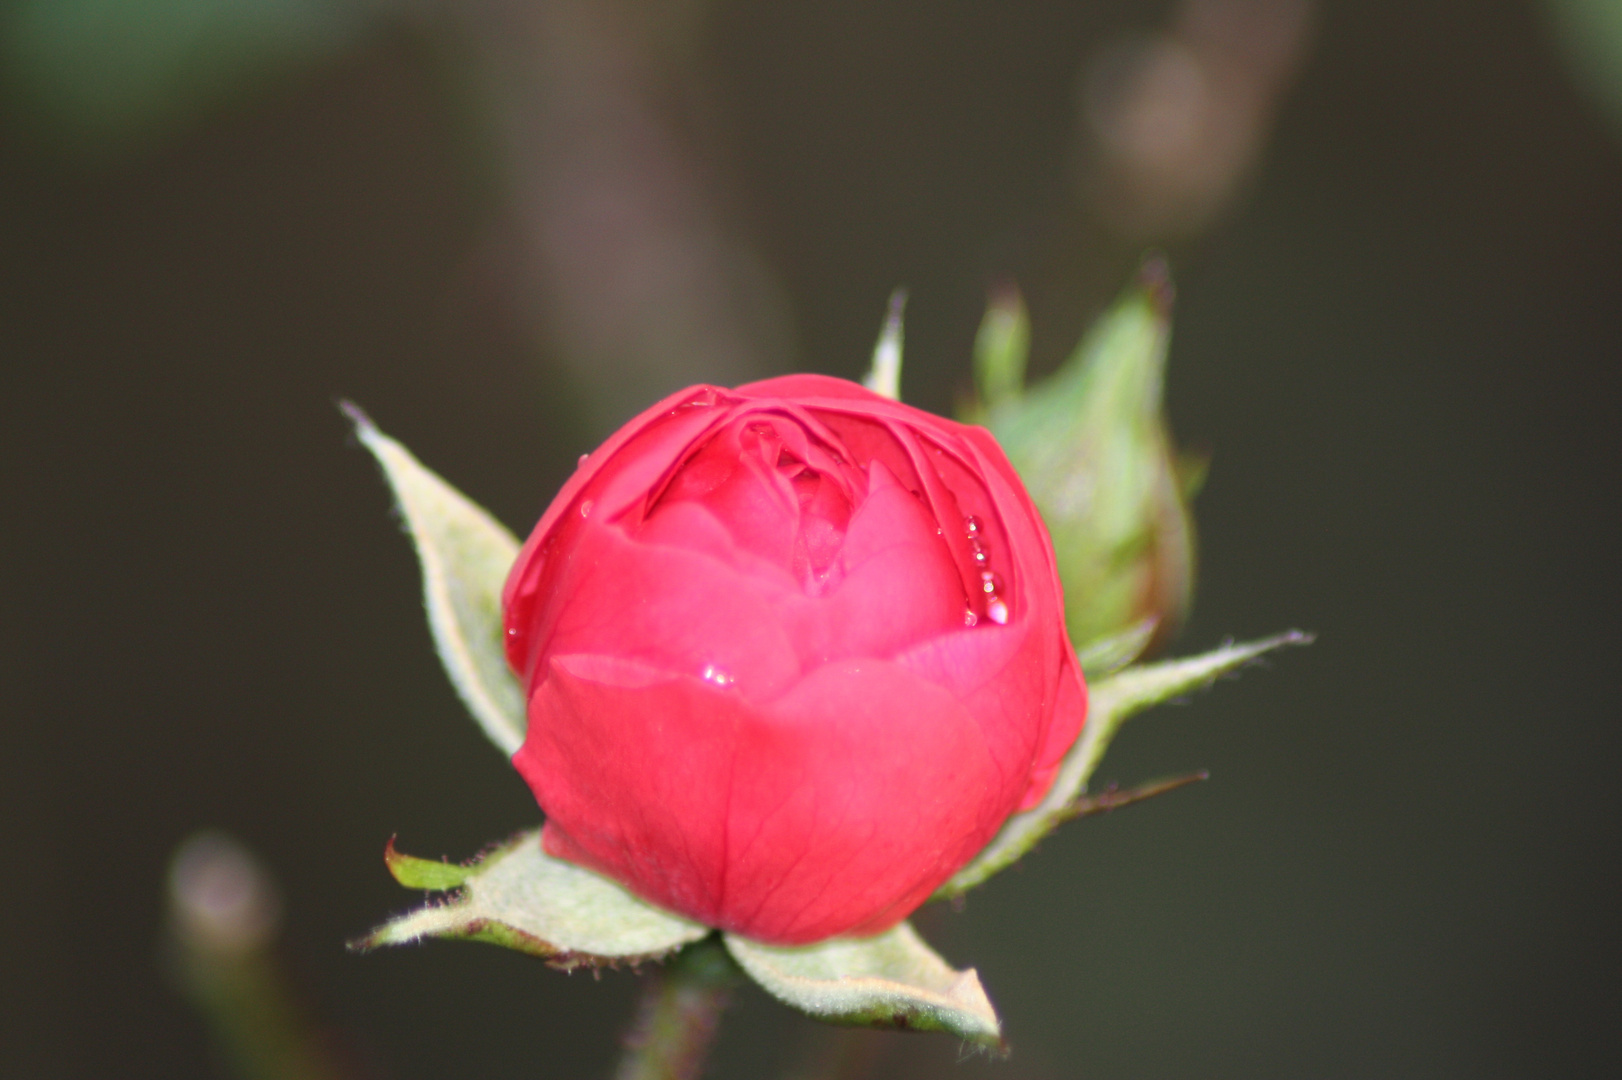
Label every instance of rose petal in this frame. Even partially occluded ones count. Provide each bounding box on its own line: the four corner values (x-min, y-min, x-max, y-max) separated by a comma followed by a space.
671, 423, 794, 560
893, 621, 1045, 806
728, 660, 1004, 943
735, 373, 884, 403
519, 654, 1004, 944
504, 386, 739, 678
542, 517, 803, 699
774, 460, 966, 666
522, 653, 743, 923
1018, 645, 1087, 810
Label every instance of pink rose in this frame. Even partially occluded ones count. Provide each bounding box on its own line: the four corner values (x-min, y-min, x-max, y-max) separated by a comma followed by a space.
503, 375, 1086, 945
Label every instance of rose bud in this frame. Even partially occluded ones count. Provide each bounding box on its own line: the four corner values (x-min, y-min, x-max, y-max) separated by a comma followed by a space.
974, 261, 1198, 670
502, 375, 1086, 945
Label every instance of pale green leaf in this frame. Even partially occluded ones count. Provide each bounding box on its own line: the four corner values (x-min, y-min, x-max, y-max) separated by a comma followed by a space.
938, 630, 1311, 897
346, 404, 527, 756
861, 288, 906, 401
351, 830, 709, 966
724, 922, 1001, 1047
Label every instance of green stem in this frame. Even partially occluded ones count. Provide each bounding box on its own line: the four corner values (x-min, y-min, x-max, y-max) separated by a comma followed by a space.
613, 938, 739, 1080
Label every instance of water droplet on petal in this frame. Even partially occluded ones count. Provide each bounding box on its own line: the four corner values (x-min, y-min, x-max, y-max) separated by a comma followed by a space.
580, 499, 594, 518
701, 664, 734, 687
965, 515, 983, 537
963, 608, 979, 627
980, 570, 1003, 595
987, 598, 1009, 625
578, 454, 589, 468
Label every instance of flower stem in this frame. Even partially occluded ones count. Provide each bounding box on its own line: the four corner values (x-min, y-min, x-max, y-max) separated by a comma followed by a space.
613, 937, 739, 1080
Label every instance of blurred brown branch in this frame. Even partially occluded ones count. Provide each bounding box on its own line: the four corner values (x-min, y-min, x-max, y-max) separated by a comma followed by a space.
445, 0, 792, 432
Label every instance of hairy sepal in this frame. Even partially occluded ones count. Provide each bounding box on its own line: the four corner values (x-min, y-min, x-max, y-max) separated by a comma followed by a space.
351, 830, 709, 968
345, 404, 526, 756
724, 922, 1002, 1048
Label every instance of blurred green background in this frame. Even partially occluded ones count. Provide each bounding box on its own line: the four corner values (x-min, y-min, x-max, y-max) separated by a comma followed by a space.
3, 1, 1619, 1077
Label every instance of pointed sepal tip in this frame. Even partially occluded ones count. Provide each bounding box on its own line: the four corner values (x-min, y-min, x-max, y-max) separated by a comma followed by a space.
725, 922, 1003, 1049
350, 830, 709, 968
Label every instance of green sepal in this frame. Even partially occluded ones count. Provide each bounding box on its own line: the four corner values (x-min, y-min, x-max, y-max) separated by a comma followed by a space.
861, 288, 907, 402
971, 285, 1031, 413
724, 922, 1002, 1048
1176, 449, 1211, 500
382, 836, 474, 891
937, 631, 1311, 898
351, 830, 710, 968
345, 404, 527, 757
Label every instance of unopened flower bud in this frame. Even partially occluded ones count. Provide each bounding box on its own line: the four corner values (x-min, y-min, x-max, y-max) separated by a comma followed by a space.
973, 258, 1197, 671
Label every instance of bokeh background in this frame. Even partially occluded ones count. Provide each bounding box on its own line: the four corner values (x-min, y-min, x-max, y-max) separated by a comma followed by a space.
4, 1, 1620, 1077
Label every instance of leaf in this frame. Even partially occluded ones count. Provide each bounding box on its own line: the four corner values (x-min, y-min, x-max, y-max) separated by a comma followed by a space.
344, 403, 527, 756
937, 630, 1312, 898
724, 923, 1001, 1048
861, 288, 906, 402
350, 830, 709, 967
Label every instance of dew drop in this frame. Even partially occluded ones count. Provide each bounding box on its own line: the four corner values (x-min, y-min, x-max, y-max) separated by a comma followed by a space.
579, 499, 594, 519
963, 608, 979, 627
965, 515, 983, 537
701, 664, 734, 687
987, 598, 1009, 625
972, 548, 990, 567
980, 570, 1003, 595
